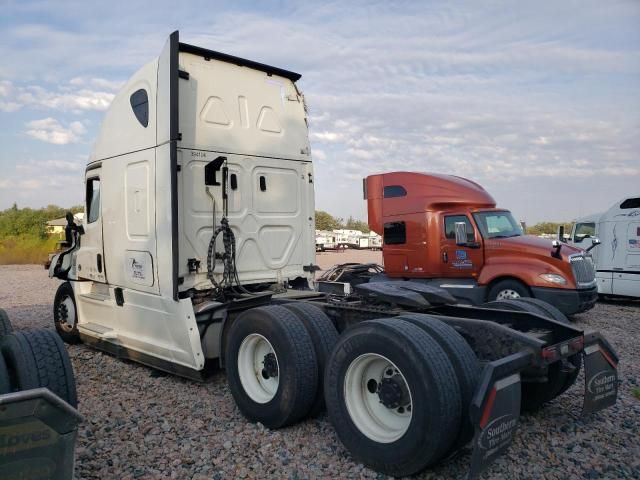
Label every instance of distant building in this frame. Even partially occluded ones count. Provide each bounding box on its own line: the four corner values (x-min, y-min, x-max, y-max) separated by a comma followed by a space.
46, 213, 84, 236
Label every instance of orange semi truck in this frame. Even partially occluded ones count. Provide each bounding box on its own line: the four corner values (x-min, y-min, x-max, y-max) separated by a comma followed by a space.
365, 172, 598, 315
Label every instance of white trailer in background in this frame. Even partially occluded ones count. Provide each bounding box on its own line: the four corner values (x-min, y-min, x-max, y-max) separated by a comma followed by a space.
569, 196, 640, 298
315, 230, 337, 251
368, 232, 382, 250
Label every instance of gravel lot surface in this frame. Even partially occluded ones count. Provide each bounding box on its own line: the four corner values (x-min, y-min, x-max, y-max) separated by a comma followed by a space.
0, 261, 638, 479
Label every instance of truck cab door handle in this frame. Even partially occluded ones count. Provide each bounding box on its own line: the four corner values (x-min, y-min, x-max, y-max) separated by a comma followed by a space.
442, 251, 448, 263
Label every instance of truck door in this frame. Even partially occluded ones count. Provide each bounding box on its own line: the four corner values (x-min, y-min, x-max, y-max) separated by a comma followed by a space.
612, 221, 640, 297
75, 169, 106, 282
440, 214, 483, 278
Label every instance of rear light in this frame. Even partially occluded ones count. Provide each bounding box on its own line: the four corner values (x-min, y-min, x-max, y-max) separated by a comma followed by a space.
541, 346, 558, 362
543, 337, 584, 363
569, 336, 584, 352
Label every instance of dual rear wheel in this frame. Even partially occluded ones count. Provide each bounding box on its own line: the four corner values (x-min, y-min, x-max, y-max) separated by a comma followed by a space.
225, 307, 479, 477
225, 304, 338, 429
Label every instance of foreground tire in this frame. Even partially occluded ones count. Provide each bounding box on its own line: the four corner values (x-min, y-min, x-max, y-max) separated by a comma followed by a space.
509, 297, 568, 323
21, 330, 78, 407
325, 318, 461, 477
487, 279, 530, 301
0, 354, 10, 394
0, 308, 13, 337
282, 302, 339, 416
225, 306, 318, 429
396, 314, 480, 447
0, 332, 40, 392
482, 298, 581, 412
54, 282, 80, 344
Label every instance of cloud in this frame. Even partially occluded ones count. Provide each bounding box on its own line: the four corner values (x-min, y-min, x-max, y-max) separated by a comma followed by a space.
0, 76, 119, 113
68, 77, 124, 92
0, 80, 21, 112
25, 118, 86, 145
15, 159, 84, 173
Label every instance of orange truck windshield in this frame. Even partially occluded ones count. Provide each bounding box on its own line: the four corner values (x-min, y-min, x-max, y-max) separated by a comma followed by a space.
473, 211, 523, 239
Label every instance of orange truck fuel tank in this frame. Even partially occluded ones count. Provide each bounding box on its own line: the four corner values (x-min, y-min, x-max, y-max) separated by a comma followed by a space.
364, 172, 598, 315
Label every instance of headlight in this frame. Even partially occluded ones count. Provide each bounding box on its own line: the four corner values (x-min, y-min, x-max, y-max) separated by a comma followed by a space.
539, 273, 567, 285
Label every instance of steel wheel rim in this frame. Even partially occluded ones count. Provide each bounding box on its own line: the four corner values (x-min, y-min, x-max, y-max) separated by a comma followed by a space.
496, 289, 521, 300
344, 353, 413, 443
57, 295, 76, 332
237, 334, 279, 404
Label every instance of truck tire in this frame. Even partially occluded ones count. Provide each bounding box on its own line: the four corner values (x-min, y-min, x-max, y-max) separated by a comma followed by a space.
0, 332, 40, 392
54, 282, 80, 344
282, 302, 339, 417
0, 354, 10, 394
0, 308, 13, 337
21, 330, 78, 407
395, 313, 480, 448
225, 305, 318, 429
508, 297, 568, 323
481, 299, 581, 412
487, 279, 530, 301
324, 318, 462, 477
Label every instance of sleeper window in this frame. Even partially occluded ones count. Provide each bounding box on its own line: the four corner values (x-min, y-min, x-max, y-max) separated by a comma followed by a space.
383, 185, 407, 198
130, 89, 149, 127
384, 221, 406, 245
620, 198, 640, 209
86, 178, 101, 224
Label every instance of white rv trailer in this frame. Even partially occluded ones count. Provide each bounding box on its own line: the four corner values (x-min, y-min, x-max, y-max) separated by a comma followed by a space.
568, 196, 640, 298
368, 232, 382, 250
47, 32, 619, 478
315, 230, 337, 251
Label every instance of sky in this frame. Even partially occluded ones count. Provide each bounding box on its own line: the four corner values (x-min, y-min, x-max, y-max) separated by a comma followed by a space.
0, 0, 638, 224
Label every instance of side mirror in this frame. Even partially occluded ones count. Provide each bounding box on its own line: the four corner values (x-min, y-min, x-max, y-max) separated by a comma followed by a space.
551, 239, 562, 258
455, 222, 467, 246
557, 225, 566, 243
586, 237, 601, 253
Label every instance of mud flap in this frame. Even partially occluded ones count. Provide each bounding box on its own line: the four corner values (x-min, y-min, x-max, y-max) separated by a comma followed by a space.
582, 335, 619, 416
467, 351, 531, 480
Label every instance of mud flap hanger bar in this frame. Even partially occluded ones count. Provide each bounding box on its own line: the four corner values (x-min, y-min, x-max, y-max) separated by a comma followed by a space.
467, 350, 532, 480
582, 331, 619, 416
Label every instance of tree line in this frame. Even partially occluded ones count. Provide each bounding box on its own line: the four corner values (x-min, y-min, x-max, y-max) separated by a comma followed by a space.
0, 203, 83, 239
0, 203, 83, 264
315, 211, 371, 233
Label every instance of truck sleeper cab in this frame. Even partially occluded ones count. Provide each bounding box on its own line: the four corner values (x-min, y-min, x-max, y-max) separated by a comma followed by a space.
48, 32, 618, 480
50, 31, 315, 378
365, 172, 598, 315
567, 196, 640, 299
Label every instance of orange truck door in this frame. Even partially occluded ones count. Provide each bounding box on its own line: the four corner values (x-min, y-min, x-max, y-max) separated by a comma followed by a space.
440, 214, 483, 278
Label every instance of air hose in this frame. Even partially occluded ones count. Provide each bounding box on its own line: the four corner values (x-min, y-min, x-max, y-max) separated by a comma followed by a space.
206, 217, 250, 298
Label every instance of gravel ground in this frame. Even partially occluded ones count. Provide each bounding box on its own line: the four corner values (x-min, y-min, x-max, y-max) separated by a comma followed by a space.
0, 262, 638, 479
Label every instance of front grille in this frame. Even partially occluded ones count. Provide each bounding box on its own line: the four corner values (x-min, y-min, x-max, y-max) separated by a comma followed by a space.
570, 254, 596, 287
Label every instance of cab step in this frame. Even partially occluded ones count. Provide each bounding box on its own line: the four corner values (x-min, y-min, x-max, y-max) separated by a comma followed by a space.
78, 322, 117, 339
78, 292, 110, 302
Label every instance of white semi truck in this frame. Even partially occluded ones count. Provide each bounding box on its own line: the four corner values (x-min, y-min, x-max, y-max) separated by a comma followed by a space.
49, 32, 619, 478
567, 196, 640, 298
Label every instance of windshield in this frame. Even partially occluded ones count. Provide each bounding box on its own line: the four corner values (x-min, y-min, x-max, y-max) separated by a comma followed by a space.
472, 211, 523, 239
